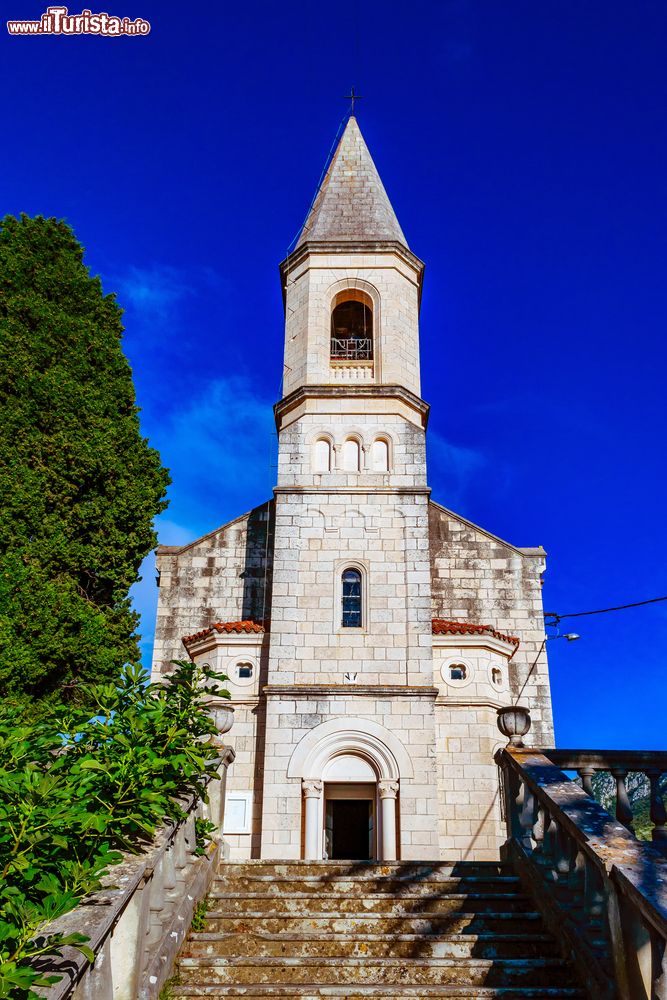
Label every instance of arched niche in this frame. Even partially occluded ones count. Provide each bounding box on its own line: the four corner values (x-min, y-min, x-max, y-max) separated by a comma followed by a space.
330, 288, 375, 362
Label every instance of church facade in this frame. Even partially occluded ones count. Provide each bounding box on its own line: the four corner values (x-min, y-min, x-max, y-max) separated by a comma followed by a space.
151, 117, 554, 862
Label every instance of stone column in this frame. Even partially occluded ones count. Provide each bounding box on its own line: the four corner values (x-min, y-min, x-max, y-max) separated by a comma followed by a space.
378, 780, 399, 861
302, 780, 323, 860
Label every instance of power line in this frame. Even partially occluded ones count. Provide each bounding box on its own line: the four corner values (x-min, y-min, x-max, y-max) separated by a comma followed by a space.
546, 595, 667, 623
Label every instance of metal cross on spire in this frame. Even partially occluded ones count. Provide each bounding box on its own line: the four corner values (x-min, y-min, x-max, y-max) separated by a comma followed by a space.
343, 86, 363, 115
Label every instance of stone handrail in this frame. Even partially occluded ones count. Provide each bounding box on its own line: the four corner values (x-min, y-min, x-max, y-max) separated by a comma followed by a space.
545, 749, 667, 849
33, 746, 235, 1000
496, 746, 667, 1000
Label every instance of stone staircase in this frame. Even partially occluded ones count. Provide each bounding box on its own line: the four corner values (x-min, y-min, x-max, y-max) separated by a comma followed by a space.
171, 860, 588, 999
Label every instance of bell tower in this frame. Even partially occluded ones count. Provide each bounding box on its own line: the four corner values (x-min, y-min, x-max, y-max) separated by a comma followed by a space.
281, 115, 425, 397
260, 116, 441, 861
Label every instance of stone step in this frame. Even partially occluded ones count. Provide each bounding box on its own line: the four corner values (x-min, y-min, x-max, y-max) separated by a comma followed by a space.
176, 956, 580, 988
217, 862, 511, 879
174, 862, 586, 997
171, 989, 587, 999
215, 876, 522, 895
205, 892, 534, 915
184, 931, 560, 960
202, 910, 546, 936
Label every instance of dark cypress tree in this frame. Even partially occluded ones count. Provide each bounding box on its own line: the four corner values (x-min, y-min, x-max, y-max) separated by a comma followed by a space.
0, 214, 170, 704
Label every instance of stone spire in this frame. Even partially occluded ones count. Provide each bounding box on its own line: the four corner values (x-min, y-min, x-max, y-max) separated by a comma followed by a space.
296, 116, 408, 248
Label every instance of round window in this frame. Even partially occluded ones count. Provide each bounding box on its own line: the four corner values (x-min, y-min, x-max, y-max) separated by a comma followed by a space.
235, 661, 255, 685
440, 658, 473, 688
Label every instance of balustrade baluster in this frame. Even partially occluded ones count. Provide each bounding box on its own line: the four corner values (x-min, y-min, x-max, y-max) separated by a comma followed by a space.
146, 855, 166, 948
542, 809, 556, 877
78, 934, 113, 1000
583, 855, 606, 922
615, 892, 653, 1000
163, 843, 178, 912
184, 813, 197, 857
505, 765, 522, 843
531, 803, 546, 855
654, 934, 667, 1000
553, 821, 574, 883
174, 822, 188, 873
577, 765, 596, 797
518, 780, 536, 852
645, 768, 667, 851
571, 846, 586, 911
109, 874, 150, 1000
611, 768, 634, 831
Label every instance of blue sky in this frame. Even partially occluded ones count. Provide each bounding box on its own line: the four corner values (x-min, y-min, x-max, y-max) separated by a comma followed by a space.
2, 1, 666, 747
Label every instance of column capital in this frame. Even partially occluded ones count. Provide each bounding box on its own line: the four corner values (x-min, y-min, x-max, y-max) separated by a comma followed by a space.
378, 779, 399, 800
302, 778, 323, 799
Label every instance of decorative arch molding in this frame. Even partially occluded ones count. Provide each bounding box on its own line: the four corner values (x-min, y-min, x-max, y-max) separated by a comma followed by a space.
287, 717, 414, 782
325, 276, 381, 316
370, 433, 393, 473
308, 430, 336, 449
309, 432, 335, 473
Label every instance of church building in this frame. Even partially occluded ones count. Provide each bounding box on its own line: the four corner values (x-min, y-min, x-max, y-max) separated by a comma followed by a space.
151, 116, 554, 863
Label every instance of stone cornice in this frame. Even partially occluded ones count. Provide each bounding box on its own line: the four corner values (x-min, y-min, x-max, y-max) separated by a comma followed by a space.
279, 239, 425, 290
183, 631, 268, 657
273, 486, 431, 497
432, 633, 518, 658
264, 684, 438, 699
274, 383, 430, 431
435, 696, 507, 710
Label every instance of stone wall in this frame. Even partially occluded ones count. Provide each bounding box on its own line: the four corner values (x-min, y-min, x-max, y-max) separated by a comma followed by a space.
428, 500, 554, 746
276, 401, 427, 491
260, 689, 441, 860
265, 490, 434, 688
151, 502, 274, 678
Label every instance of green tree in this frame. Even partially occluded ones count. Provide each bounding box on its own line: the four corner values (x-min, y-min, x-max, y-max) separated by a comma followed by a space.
0, 214, 169, 704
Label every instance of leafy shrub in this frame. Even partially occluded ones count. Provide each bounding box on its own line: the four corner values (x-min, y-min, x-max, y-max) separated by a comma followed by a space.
190, 899, 208, 933
0, 658, 228, 998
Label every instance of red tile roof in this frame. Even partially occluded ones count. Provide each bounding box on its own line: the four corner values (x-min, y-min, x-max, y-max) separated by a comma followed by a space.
182, 620, 266, 645
432, 619, 520, 646
183, 618, 518, 648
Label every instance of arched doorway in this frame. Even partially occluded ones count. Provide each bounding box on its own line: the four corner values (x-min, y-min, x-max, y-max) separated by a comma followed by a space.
287, 718, 411, 861
323, 753, 378, 860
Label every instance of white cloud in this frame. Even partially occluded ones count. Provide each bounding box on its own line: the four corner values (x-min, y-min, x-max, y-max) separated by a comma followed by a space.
130, 376, 275, 668
154, 517, 199, 547
427, 431, 487, 507
159, 374, 276, 529
113, 264, 194, 318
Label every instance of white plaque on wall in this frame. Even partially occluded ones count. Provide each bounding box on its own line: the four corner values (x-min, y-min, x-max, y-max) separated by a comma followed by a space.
223, 791, 253, 834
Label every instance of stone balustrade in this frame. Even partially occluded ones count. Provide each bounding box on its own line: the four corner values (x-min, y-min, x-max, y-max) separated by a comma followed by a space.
546, 749, 667, 850
33, 746, 235, 1000
497, 745, 667, 1000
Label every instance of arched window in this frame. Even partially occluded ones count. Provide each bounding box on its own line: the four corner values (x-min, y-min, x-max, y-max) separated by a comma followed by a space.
491, 667, 502, 686
313, 437, 332, 472
342, 438, 361, 472
341, 568, 362, 628
371, 438, 389, 472
237, 662, 253, 680
331, 291, 373, 361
